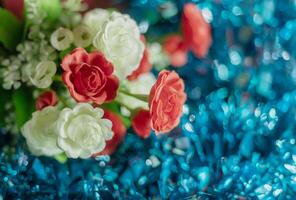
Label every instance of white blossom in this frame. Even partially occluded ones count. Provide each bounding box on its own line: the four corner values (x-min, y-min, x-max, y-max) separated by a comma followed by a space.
57, 103, 113, 159
22, 106, 63, 156
93, 11, 145, 80
50, 27, 74, 51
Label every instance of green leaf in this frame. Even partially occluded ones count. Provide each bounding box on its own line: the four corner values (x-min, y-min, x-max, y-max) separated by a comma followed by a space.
39, 0, 62, 22
54, 153, 68, 164
0, 8, 22, 50
0, 88, 11, 127
12, 87, 35, 129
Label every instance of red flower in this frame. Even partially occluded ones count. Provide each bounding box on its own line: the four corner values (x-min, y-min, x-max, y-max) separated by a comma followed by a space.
182, 3, 212, 58
127, 36, 152, 81
3, 0, 24, 20
132, 109, 151, 138
36, 91, 58, 111
163, 35, 188, 67
61, 48, 119, 105
149, 70, 186, 134
94, 110, 127, 156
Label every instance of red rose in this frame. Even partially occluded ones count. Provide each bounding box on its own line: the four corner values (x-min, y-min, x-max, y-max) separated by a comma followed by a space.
182, 3, 212, 58
149, 70, 186, 134
94, 110, 127, 156
3, 0, 24, 20
36, 91, 58, 110
127, 36, 152, 81
61, 48, 119, 104
132, 109, 151, 138
163, 35, 188, 67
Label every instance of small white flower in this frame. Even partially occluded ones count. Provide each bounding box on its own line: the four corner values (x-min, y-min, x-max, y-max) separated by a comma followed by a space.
29, 61, 57, 88
93, 11, 145, 80
22, 106, 62, 156
148, 42, 170, 70
57, 103, 113, 159
118, 72, 156, 112
82, 8, 110, 36
73, 25, 93, 47
50, 27, 74, 50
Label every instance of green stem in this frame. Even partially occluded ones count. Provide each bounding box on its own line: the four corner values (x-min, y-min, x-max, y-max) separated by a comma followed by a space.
119, 88, 148, 102
114, 100, 134, 112
58, 93, 71, 108
53, 75, 63, 82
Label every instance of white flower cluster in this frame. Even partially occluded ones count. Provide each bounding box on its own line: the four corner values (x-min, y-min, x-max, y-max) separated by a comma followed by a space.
1, 56, 22, 89
1, 40, 57, 89
25, 0, 46, 25
50, 25, 92, 50
3, 103, 18, 134
60, 0, 87, 27
22, 103, 113, 158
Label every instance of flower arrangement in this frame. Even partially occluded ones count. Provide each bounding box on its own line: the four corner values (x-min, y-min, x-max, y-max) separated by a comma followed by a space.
0, 0, 211, 160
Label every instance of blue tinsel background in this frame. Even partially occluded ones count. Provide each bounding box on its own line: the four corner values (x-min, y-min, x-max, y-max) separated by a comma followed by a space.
1, 0, 296, 199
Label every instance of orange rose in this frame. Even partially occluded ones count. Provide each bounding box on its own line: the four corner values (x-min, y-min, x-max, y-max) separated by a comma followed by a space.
182, 3, 212, 58
149, 70, 186, 134
163, 35, 188, 67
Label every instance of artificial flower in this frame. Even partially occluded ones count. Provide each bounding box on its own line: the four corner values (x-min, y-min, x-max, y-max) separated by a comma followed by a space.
36, 90, 58, 110
132, 109, 151, 138
56, 103, 113, 159
182, 3, 212, 58
94, 110, 127, 156
50, 27, 74, 51
117, 72, 156, 111
127, 36, 152, 81
61, 48, 119, 105
93, 11, 144, 80
149, 70, 186, 133
22, 106, 62, 156
82, 8, 110, 36
29, 61, 57, 88
163, 35, 188, 67
73, 25, 93, 48
147, 42, 170, 70
3, 0, 24, 20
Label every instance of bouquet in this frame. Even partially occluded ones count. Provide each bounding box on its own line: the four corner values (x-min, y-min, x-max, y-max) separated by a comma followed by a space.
0, 0, 210, 159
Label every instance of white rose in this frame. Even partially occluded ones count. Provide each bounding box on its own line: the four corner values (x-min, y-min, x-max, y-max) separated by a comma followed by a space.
73, 25, 93, 48
82, 8, 110, 36
93, 11, 144, 80
118, 72, 156, 112
50, 27, 74, 50
22, 106, 62, 156
29, 61, 57, 88
57, 103, 113, 159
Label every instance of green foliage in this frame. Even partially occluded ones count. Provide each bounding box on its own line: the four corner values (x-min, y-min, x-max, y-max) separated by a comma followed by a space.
39, 0, 62, 22
12, 87, 35, 129
0, 8, 23, 50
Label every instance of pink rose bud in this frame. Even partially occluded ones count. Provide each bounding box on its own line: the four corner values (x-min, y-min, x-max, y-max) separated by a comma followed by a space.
36, 91, 58, 110
132, 109, 151, 138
